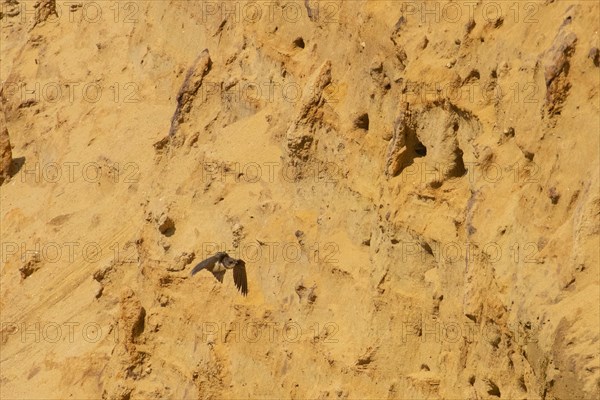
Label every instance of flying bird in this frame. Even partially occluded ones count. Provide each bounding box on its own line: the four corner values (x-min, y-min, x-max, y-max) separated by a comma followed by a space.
190, 252, 248, 296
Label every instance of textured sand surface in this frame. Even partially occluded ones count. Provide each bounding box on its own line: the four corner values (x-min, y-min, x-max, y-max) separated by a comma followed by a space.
1, 0, 599, 399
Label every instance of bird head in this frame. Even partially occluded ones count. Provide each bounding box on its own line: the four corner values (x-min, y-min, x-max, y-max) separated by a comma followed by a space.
222, 256, 239, 269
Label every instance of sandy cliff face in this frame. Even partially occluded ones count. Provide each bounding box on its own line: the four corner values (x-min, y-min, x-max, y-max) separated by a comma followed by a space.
1, 0, 598, 399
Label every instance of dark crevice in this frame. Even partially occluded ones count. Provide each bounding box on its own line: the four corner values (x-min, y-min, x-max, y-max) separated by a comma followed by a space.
390, 130, 427, 176
421, 242, 433, 256
132, 307, 146, 338
486, 380, 501, 397
293, 37, 305, 49
429, 180, 443, 189
518, 375, 527, 392
354, 113, 370, 130
448, 147, 466, 177
414, 140, 427, 157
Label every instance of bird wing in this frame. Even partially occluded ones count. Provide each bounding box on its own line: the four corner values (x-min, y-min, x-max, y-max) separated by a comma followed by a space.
190, 255, 217, 276
233, 260, 248, 296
